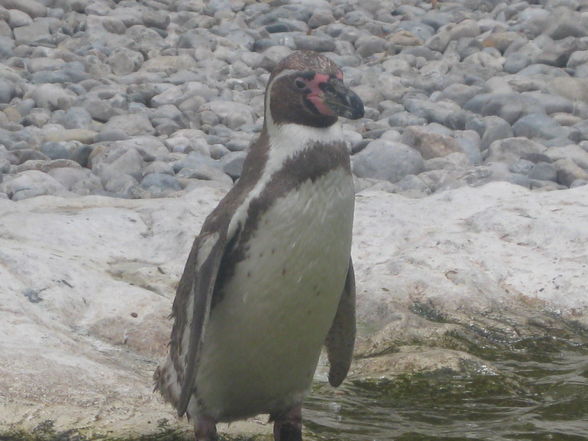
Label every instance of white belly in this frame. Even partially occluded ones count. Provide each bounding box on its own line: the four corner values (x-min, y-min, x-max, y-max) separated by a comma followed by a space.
193, 168, 354, 421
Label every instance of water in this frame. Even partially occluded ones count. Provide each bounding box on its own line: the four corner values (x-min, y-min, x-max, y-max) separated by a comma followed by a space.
305, 343, 588, 441
2, 342, 586, 441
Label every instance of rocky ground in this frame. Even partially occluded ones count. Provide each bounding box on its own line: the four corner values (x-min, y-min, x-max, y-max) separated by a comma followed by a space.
0, 0, 588, 200
1, 0, 588, 439
1, 182, 587, 438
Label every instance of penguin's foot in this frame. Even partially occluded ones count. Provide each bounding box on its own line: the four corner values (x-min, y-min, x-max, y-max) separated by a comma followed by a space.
271, 405, 302, 441
194, 415, 217, 441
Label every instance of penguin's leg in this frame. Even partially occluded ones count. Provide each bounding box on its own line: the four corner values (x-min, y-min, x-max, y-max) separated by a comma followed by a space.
271, 405, 302, 441
194, 415, 217, 441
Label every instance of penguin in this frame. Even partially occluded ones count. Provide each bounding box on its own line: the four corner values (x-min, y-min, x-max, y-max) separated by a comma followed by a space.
154, 51, 364, 441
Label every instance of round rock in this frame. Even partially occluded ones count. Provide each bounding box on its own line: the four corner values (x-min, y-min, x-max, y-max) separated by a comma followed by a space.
352, 139, 424, 183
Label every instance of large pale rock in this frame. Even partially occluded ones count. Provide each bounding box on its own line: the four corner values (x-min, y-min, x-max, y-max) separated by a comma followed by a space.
1, 183, 587, 435
353, 183, 588, 331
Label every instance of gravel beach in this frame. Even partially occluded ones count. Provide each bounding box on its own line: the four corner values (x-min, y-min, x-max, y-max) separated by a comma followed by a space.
1, 0, 587, 200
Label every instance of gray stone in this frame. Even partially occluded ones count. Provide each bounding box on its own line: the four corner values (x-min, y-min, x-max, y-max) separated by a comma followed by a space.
552, 112, 583, 127
91, 146, 144, 183
102, 17, 126, 34
554, 158, 588, 186
401, 126, 461, 160
481, 116, 514, 150
355, 35, 386, 57
0, 35, 14, 57
509, 159, 534, 175
352, 139, 424, 183
102, 173, 140, 197
512, 113, 568, 140
440, 83, 484, 106
8, 9, 32, 27
0, 0, 46, 18
95, 130, 128, 143
114, 136, 170, 163
545, 144, 588, 170
503, 42, 543, 74
103, 114, 155, 136
13, 158, 81, 174
27, 84, 76, 111
210, 143, 230, 159
83, 99, 115, 123
342, 10, 371, 26
13, 19, 50, 44
0, 170, 67, 200
0, 18, 9, 36
513, 7, 550, 39
403, 98, 466, 129
0, 78, 15, 104
220, 151, 246, 179
464, 93, 541, 125
426, 28, 451, 52
141, 173, 182, 195
12, 149, 49, 164
567, 50, 588, 68
200, 101, 255, 130
57, 106, 93, 130
548, 77, 588, 104
573, 120, 588, 141
308, 9, 334, 28
141, 9, 169, 29
529, 162, 558, 182
424, 152, 471, 171
454, 130, 482, 165
394, 174, 431, 197
40, 141, 79, 160
388, 112, 427, 127
142, 161, 174, 177
47, 167, 101, 192
177, 162, 233, 185
521, 92, 574, 115
108, 48, 144, 75
485, 138, 547, 165
293, 35, 336, 52
546, 8, 588, 40
448, 19, 480, 41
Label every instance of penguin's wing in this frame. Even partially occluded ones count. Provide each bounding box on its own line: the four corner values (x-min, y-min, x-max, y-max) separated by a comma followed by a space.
325, 257, 356, 387
174, 228, 227, 416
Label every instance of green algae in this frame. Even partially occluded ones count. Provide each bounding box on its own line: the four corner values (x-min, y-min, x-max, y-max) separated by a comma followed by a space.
4, 327, 587, 441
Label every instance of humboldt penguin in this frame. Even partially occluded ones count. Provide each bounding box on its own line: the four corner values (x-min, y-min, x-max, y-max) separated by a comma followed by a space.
155, 50, 364, 441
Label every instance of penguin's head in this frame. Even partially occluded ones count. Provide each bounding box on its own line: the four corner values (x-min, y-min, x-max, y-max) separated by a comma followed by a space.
265, 51, 364, 129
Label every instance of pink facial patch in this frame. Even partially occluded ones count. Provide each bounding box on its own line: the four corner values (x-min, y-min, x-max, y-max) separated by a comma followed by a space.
305, 73, 336, 116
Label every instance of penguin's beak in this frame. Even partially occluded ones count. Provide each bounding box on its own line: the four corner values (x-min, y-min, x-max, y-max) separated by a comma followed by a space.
321, 78, 364, 120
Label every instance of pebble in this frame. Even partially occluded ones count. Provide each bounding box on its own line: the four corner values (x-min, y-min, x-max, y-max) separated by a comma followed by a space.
141, 173, 182, 196
220, 151, 246, 179
401, 126, 461, 160
512, 113, 569, 140
0, 170, 67, 201
352, 139, 424, 183
485, 138, 547, 165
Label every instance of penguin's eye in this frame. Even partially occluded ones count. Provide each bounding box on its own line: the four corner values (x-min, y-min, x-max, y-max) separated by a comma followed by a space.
294, 78, 307, 89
